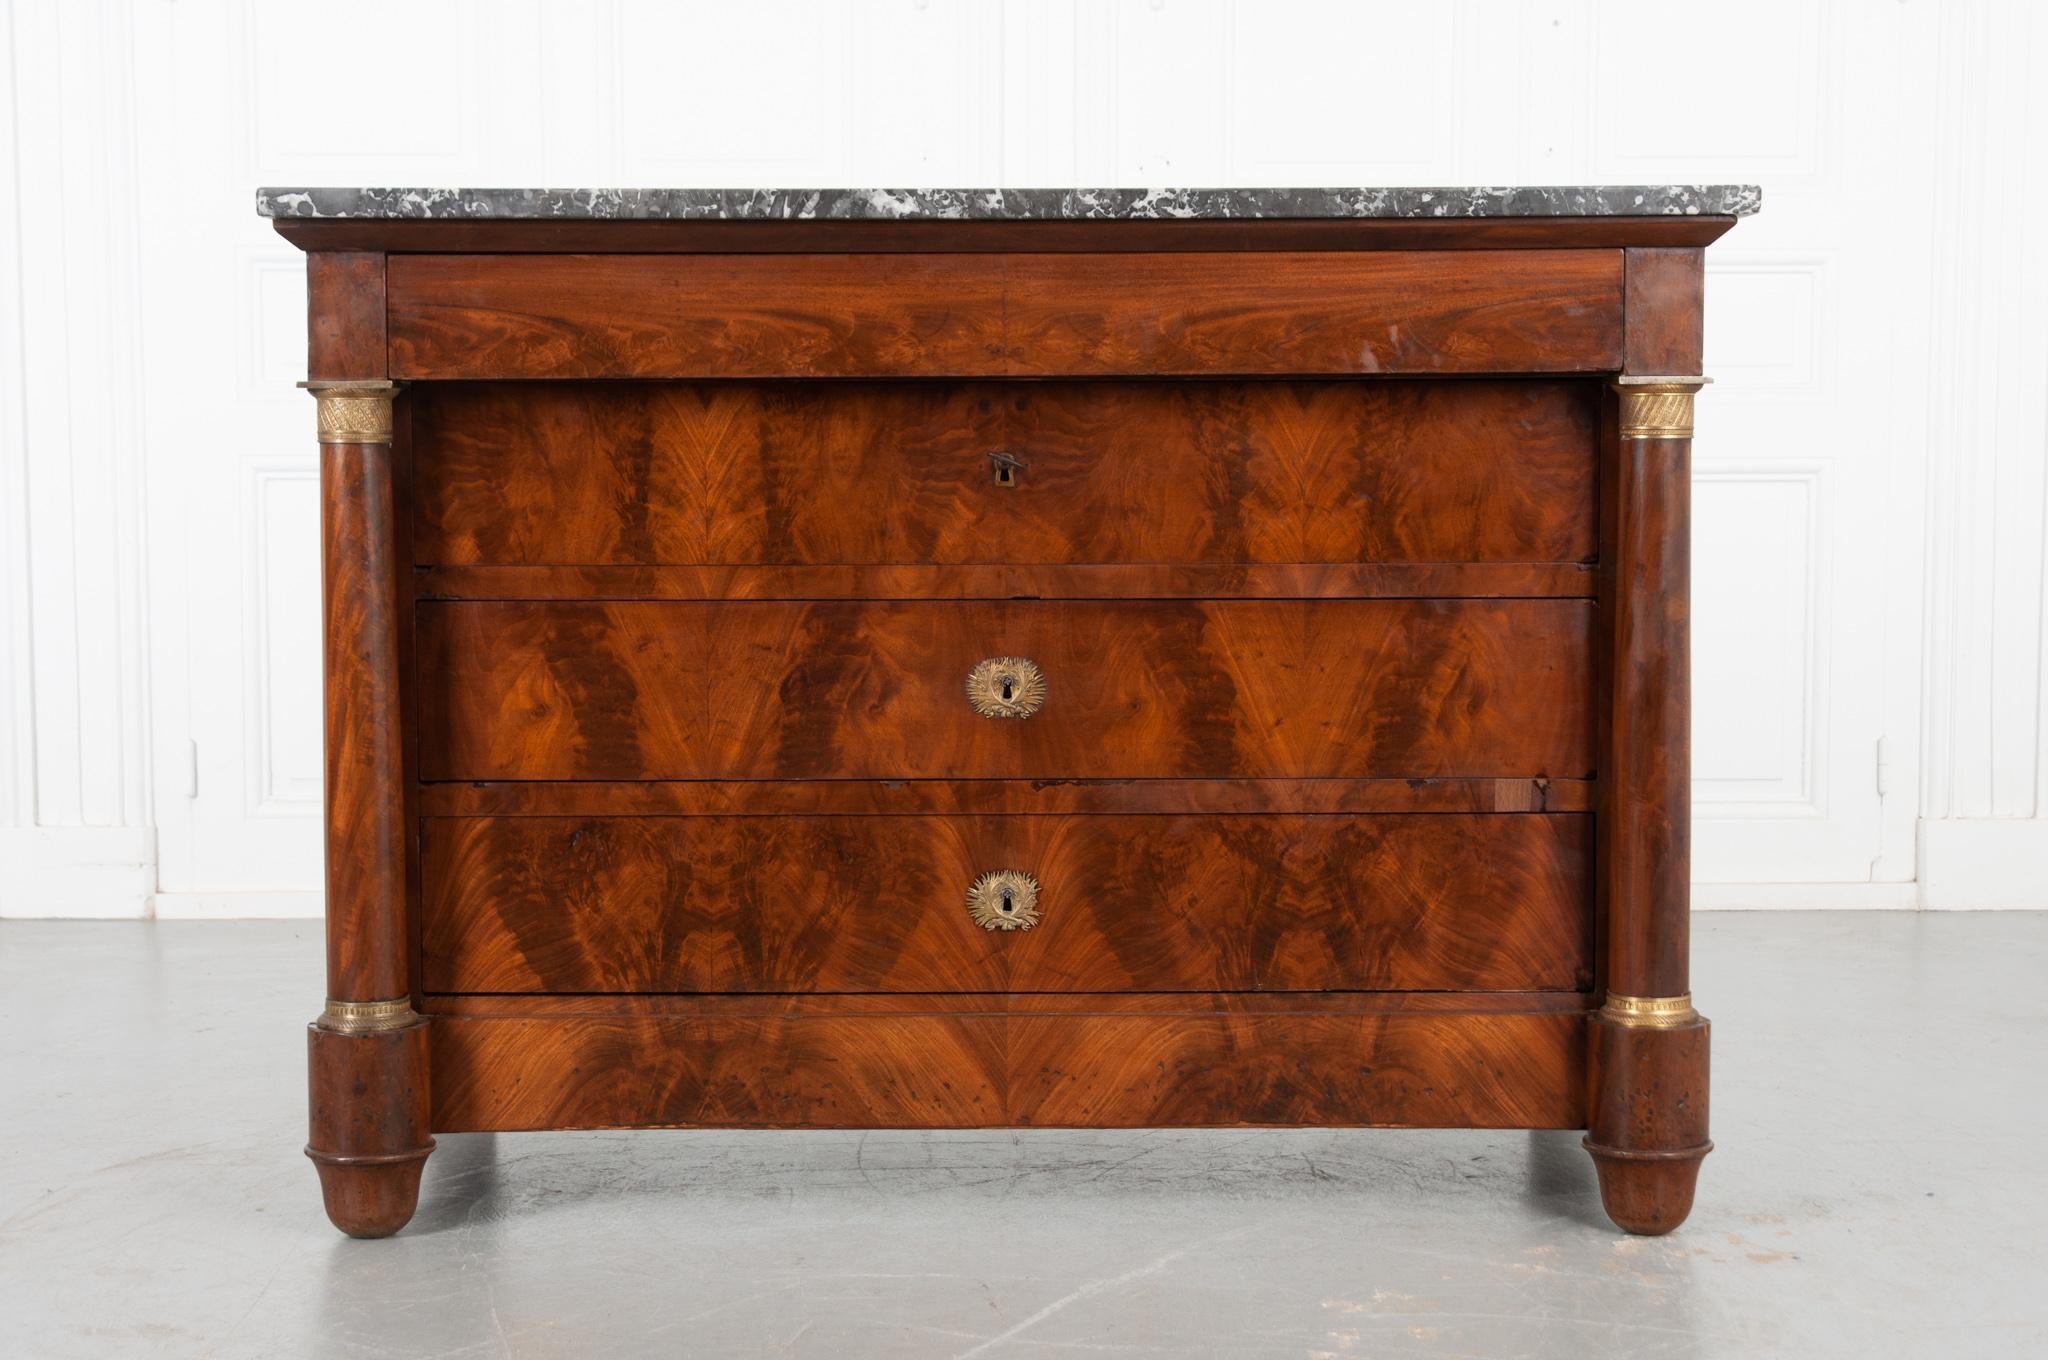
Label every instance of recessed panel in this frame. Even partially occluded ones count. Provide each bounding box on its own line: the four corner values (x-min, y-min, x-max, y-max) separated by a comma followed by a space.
1693, 469, 1818, 810
248, 465, 322, 814
1705, 260, 1825, 392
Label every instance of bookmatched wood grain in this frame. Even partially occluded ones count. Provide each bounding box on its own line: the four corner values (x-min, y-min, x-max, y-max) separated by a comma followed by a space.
422, 990, 1593, 1018
416, 599, 1595, 782
417, 562, 1597, 603
411, 379, 1598, 569
418, 776, 1595, 818
421, 812, 1593, 995
386, 250, 1623, 379
428, 1003, 1587, 1131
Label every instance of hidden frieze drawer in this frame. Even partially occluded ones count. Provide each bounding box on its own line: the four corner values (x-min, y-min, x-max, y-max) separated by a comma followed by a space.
271, 182, 1754, 1239
386, 249, 1626, 379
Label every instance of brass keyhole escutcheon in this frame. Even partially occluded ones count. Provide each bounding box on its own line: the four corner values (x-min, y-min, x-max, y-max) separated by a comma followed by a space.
988, 449, 1025, 487
967, 869, 1041, 931
966, 656, 1045, 719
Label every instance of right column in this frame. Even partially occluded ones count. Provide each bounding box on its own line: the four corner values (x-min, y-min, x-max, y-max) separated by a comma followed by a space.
1587, 374, 1713, 1234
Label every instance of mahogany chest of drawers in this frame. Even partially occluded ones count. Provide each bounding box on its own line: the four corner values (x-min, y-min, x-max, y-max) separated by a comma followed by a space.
262, 185, 1757, 1239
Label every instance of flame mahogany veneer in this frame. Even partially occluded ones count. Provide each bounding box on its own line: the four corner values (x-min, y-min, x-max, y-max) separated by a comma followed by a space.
285, 211, 1736, 1237
420, 813, 1595, 995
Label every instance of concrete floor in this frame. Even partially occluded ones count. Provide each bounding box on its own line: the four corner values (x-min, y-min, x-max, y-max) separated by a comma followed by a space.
1, 914, 2043, 1359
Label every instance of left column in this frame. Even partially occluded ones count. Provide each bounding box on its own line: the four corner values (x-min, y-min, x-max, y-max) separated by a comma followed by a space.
302, 374, 432, 1237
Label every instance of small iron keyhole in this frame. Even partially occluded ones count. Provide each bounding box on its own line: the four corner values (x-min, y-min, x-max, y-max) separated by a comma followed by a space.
999, 889, 1015, 914
1000, 674, 1015, 701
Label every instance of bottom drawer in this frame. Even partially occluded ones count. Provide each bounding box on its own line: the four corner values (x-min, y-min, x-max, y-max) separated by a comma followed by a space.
426, 994, 1587, 1131
421, 812, 1592, 994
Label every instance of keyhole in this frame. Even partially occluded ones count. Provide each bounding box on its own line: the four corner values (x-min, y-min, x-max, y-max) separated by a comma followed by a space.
1000, 889, 1014, 914
995, 463, 1014, 486
1000, 675, 1015, 701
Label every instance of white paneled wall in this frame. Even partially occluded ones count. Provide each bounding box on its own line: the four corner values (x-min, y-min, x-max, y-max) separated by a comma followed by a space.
0, 0, 157, 913
2, 0, 2044, 916
1917, 1, 2048, 904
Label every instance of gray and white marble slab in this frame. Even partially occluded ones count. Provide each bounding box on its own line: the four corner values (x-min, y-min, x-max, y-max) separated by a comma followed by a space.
256, 184, 1761, 220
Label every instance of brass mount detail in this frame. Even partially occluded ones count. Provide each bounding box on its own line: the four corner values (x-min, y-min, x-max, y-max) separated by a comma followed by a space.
1613, 376, 1709, 440
966, 656, 1046, 719
316, 996, 422, 1034
1596, 993, 1702, 1029
966, 869, 1041, 931
302, 379, 400, 444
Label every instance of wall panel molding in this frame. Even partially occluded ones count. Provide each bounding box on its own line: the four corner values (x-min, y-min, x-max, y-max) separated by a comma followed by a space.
1591, 0, 1829, 191
2, 0, 156, 921
243, 461, 321, 818
0, 0, 36, 830
3, 0, 2036, 911
1692, 463, 1825, 818
1704, 254, 1830, 399
1919, 1, 2048, 825
1912, 1, 2048, 908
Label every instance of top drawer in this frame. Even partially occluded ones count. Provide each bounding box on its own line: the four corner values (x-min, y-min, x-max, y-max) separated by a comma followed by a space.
413, 378, 1598, 569
387, 250, 1623, 379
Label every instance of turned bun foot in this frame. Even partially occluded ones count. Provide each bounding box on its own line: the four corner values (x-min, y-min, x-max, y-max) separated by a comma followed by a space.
307, 1012, 434, 1238
1585, 1003, 1710, 1235
308, 1146, 434, 1238
1584, 1139, 1711, 1235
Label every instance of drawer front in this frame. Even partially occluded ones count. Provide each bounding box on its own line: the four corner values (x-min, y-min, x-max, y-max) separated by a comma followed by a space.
413, 379, 1596, 568
422, 813, 1592, 994
387, 250, 1623, 379
416, 599, 1593, 781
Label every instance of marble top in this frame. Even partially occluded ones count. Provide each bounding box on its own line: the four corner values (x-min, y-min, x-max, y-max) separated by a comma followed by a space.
256, 185, 1761, 221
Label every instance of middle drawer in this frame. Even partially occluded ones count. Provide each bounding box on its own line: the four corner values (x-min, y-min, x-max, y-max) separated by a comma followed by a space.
417, 599, 1593, 782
